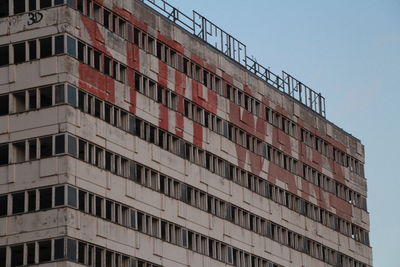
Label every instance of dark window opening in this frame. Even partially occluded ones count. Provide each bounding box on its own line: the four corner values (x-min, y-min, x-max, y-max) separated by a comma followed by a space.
38, 240, 52, 263
14, 91, 26, 113
39, 187, 52, 210
0, 95, 8, 115
0, 0, 9, 17
0, 45, 9, 66
12, 192, 25, 214
104, 56, 110, 75
11, 245, 24, 267
54, 238, 64, 259
29, 90, 37, 110
78, 41, 85, 62
27, 243, 35, 264
0, 144, 8, 165
40, 0, 52, 9
13, 42, 26, 64
55, 84, 65, 104
39, 37, 52, 58
29, 40, 37, 60
55, 186, 64, 206
95, 196, 103, 217
95, 248, 103, 267
78, 242, 86, 263
40, 86, 52, 107
0, 195, 8, 216
55, 35, 65, 55
68, 135, 77, 156
94, 50, 101, 70
55, 134, 65, 154
29, 0, 36, 11
14, 0, 25, 14
40, 136, 52, 158
28, 139, 37, 160
28, 190, 36, 211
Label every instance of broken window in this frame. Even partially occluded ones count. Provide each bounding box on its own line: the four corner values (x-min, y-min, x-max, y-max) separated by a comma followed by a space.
40, 136, 53, 158
11, 245, 24, 267
55, 84, 65, 104
29, 0, 36, 11
39, 187, 52, 210
29, 90, 37, 110
27, 243, 35, 264
55, 35, 64, 55
67, 239, 77, 260
0, 144, 8, 165
40, 0, 52, 9
55, 134, 65, 154
28, 190, 36, 211
38, 240, 52, 263
55, 186, 64, 206
13, 91, 26, 112
12, 192, 24, 214
0, 0, 9, 17
0, 95, 9, 115
14, 42, 26, 64
54, 238, 64, 259
39, 37, 52, 58
68, 135, 77, 157
0, 45, 9, 66
40, 86, 52, 107
0, 195, 7, 216
67, 36, 76, 57
68, 186, 77, 207
27, 40, 37, 60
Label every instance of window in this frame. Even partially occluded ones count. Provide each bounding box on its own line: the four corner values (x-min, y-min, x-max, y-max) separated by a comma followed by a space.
0, 0, 9, 18
40, 86, 52, 107
55, 186, 64, 206
55, 84, 65, 104
29, 139, 37, 160
14, 42, 26, 64
67, 239, 77, 260
14, 91, 26, 112
55, 35, 64, 55
29, 0, 36, 11
40, 136, 53, 157
67, 36, 77, 57
29, 90, 37, 110
0, 195, 7, 216
12, 192, 24, 214
78, 242, 86, 264
96, 196, 103, 217
95, 247, 103, 267
68, 135, 77, 156
39, 188, 52, 210
38, 240, 52, 263
29, 40, 37, 60
11, 245, 24, 267
54, 238, 64, 259
94, 50, 101, 70
104, 56, 110, 75
78, 41, 85, 62
55, 134, 65, 154
68, 186, 77, 207
28, 190, 36, 211
0, 144, 8, 165
40, 0, 52, 8
39, 37, 52, 58
0, 45, 9, 66
0, 95, 8, 115
27, 243, 35, 264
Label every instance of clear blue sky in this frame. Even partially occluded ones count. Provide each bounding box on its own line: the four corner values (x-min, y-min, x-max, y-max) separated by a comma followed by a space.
158, 0, 400, 266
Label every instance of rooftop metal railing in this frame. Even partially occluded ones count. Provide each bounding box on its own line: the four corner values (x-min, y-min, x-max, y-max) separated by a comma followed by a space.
138, 0, 327, 118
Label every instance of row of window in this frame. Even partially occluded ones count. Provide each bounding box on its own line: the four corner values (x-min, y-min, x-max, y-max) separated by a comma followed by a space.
0, 131, 365, 262
0, 0, 64, 18
303, 165, 367, 210
133, 71, 367, 211
0, 184, 283, 267
301, 128, 365, 177
0, 236, 160, 267
0, 85, 370, 245
73, 0, 364, 177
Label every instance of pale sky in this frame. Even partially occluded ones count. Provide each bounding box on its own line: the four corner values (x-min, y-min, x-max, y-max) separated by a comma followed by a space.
153, 0, 400, 266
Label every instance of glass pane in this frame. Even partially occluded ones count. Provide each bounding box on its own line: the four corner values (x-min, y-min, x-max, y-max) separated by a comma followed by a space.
55, 135, 65, 154
54, 238, 64, 259
67, 36, 77, 57
68, 186, 77, 207
68, 135, 77, 156
55, 84, 65, 104
39, 188, 52, 210
55, 35, 64, 55
55, 186, 65, 206
67, 85, 77, 106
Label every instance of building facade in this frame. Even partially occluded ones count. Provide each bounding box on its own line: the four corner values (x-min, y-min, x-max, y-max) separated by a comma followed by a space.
0, 0, 372, 266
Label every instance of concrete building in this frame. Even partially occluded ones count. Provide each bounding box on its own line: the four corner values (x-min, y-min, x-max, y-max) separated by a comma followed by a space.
0, 0, 372, 266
